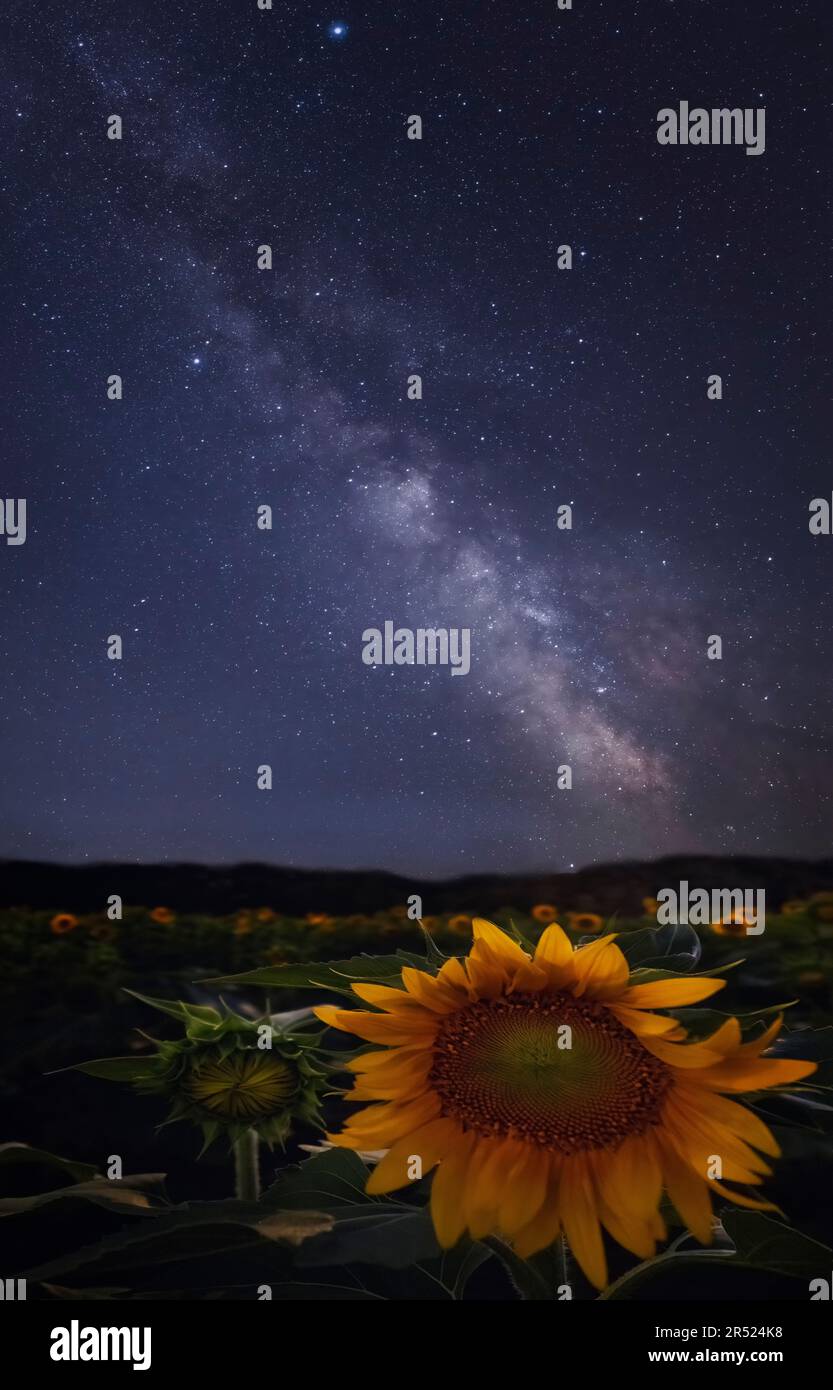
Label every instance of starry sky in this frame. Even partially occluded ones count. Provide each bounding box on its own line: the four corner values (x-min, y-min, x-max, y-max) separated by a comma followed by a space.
2, 0, 830, 876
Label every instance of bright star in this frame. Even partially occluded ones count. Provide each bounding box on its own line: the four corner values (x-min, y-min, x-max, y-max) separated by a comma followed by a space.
327, 21, 348, 40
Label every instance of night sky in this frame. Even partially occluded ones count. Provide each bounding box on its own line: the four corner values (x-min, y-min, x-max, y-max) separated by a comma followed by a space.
2, 0, 830, 876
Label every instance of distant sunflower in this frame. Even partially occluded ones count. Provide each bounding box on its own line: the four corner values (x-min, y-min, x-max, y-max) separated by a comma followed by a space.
448, 914, 471, 934
150, 906, 175, 925
567, 911, 604, 934
712, 914, 752, 938
316, 918, 815, 1289
89, 922, 117, 943
234, 912, 254, 936
642, 897, 660, 918
256, 907, 276, 923
531, 904, 559, 925
50, 913, 78, 935
781, 900, 808, 917
306, 913, 333, 927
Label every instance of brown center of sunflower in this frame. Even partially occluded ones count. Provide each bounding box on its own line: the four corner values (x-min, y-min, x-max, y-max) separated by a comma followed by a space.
429, 992, 672, 1153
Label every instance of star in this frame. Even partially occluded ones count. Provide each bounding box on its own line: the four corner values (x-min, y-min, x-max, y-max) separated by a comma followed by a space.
327, 22, 348, 41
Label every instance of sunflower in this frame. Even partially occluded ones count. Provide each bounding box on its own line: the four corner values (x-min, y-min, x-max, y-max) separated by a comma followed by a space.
316, 918, 815, 1289
183, 1050, 298, 1121
126, 1002, 328, 1148
50, 912, 79, 935
306, 913, 333, 927
234, 912, 254, 936
642, 897, 660, 918
781, 900, 808, 917
448, 914, 471, 934
256, 907, 276, 923
567, 911, 604, 934
531, 904, 559, 925
150, 906, 175, 925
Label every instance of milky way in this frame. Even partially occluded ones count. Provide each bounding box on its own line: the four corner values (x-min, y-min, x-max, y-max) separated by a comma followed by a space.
2, 1, 830, 875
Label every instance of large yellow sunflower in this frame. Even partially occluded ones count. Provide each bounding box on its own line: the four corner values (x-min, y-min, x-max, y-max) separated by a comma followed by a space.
316, 918, 816, 1289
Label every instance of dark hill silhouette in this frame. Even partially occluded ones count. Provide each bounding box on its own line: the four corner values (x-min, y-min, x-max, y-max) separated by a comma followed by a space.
1, 856, 831, 917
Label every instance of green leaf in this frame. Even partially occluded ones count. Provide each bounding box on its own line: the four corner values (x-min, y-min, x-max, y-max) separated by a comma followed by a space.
56, 1056, 161, 1083
201, 953, 432, 997
437, 1239, 492, 1298
265, 1281, 385, 1300
41, 1284, 133, 1301
666, 1002, 796, 1042
23, 1201, 334, 1285
770, 1025, 833, 1056
483, 1236, 554, 1300
618, 923, 701, 973
0, 1143, 98, 1183
626, 957, 742, 985
0, 1176, 167, 1219
262, 1148, 373, 1211
124, 991, 222, 1025
296, 1206, 441, 1270
721, 1209, 832, 1277
601, 1211, 832, 1300
413, 925, 450, 966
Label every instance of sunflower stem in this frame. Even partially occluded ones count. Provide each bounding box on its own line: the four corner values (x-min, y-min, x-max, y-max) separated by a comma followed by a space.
234, 1129, 261, 1202
556, 1233, 572, 1296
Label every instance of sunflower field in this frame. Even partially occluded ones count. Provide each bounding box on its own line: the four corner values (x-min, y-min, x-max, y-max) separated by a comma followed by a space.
1, 901, 832, 1302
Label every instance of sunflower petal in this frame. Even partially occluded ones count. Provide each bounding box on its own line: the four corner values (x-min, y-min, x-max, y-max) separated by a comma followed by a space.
401, 966, 464, 1013
560, 1157, 608, 1289
314, 1006, 437, 1046
693, 1056, 817, 1092
348, 1051, 433, 1101
596, 1134, 661, 1222
350, 982, 425, 1011
471, 918, 530, 965
617, 977, 727, 1009
464, 1137, 520, 1239
710, 1180, 781, 1213
572, 937, 629, 998
658, 1136, 715, 1243
534, 923, 575, 979
597, 1198, 657, 1260
642, 1035, 727, 1068
498, 1147, 550, 1238
365, 1119, 459, 1194
430, 1130, 478, 1248
340, 1092, 441, 1146
512, 1162, 563, 1260
608, 1004, 684, 1037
